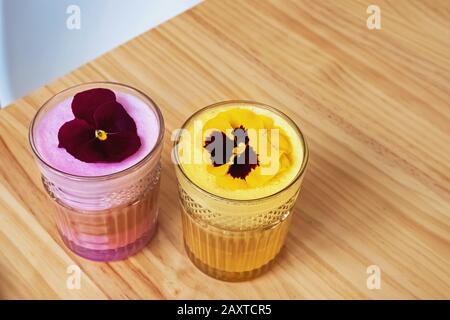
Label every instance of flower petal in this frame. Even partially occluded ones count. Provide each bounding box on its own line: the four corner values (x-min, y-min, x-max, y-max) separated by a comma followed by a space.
207, 162, 230, 176
227, 145, 259, 180
216, 174, 248, 190
72, 88, 116, 124
100, 131, 141, 162
93, 101, 137, 133
204, 131, 234, 166
73, 139, 105, 163
58, 118, 94, 150
229, 109, 265, 130
58, 119, 106, 162
203, 112, 233, 133
232, 125, 249, 146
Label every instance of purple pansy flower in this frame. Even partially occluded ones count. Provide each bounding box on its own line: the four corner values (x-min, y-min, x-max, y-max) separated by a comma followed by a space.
58, 88, 141, 163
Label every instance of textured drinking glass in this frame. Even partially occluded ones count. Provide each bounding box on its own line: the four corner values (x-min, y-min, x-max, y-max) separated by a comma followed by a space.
174, 101, 308, 281
29, 82, 164, 261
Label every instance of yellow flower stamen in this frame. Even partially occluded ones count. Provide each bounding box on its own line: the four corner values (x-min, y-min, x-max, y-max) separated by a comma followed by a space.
233, 142, 246, 155
95, 129, 108, 141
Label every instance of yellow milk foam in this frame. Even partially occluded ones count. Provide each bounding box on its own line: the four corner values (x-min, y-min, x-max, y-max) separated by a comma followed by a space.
178, 103, 304, 200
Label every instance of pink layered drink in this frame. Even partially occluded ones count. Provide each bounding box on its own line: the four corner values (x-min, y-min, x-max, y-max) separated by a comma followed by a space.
29, 83, 164, 261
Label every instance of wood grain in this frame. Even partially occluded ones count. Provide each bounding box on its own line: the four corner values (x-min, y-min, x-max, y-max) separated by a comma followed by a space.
0, 0, 449, 299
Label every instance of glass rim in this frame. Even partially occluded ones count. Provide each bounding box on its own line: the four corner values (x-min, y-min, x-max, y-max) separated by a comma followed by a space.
173, 100, 309, 203
29, 81, 165, 181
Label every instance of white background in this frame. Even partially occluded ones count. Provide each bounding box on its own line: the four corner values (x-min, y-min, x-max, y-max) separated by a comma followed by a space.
0, 0, 201, 107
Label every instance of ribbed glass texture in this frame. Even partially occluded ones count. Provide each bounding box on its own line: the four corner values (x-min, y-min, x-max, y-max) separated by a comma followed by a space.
29, 82, 164, 261
174, 101, 308, 281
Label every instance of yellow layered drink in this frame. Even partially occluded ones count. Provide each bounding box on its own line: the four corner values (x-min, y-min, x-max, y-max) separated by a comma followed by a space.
174, 101, 308, 281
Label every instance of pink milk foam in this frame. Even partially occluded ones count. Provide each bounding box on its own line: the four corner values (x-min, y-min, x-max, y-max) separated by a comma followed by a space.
34, 90, 162, 261
35, 91, 160, 176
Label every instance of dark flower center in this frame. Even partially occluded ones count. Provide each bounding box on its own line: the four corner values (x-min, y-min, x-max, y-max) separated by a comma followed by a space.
204, 125, 259, 180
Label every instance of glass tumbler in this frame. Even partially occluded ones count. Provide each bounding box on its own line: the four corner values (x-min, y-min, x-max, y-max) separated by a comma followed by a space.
174, 101, 308, 281
29, 82, 164, 261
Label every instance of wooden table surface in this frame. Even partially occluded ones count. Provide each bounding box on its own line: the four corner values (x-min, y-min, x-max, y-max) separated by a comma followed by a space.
0, 0, 449, 299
